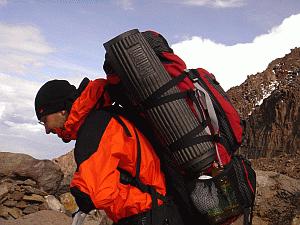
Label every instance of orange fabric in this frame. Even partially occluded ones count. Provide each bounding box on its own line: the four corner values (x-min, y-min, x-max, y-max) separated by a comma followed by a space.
63, 79, 166, 222
56, 79, 111, 141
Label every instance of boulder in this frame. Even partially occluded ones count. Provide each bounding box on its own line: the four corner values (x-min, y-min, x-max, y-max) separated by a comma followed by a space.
0, 152, 63, 194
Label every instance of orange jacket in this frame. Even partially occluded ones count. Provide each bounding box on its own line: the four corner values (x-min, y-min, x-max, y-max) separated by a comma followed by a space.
59, 78, 166, 222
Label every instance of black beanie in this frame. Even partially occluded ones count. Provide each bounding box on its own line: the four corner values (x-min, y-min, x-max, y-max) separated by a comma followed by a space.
35, 80, 77, 120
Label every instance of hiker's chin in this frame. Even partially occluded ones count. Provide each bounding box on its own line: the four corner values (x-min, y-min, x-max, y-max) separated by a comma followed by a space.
62, 138, 71, 143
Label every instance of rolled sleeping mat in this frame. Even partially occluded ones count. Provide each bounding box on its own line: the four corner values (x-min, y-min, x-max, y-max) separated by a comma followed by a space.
104, 29, 216, 175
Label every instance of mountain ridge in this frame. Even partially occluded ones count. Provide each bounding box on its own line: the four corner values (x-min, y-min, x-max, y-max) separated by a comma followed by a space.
227, 47, 300, 158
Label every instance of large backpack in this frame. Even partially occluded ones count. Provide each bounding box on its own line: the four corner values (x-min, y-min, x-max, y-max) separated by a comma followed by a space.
103, 29, 256, 225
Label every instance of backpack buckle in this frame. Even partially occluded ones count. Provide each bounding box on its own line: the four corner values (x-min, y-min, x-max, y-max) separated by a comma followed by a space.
185, 69, 199, 83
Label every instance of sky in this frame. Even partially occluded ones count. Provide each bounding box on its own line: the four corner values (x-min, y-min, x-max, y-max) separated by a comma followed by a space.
0, 0, 300, 159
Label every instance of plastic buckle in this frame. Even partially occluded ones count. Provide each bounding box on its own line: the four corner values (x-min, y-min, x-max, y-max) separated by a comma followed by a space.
185, 69, 198, 83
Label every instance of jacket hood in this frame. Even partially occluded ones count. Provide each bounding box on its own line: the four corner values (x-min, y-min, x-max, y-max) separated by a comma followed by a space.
56, 78, 111, 142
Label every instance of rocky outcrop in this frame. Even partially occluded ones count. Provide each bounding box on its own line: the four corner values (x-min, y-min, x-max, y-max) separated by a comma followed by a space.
0, 152, 63, 220
0, 152, 63, 194
2, 151, 300, 225
227, 48, 300, 158
243, 81, 300, 158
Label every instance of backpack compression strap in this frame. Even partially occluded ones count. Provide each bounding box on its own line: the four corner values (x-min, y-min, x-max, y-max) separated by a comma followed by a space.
139, 70, 220, 159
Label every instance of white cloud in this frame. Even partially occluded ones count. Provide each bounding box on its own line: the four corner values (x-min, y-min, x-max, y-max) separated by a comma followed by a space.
0, 23, 54, 75
172, 14, 300, 90
0, 23, 53, 54
0, 74, 37, 132
115, 0, 134, 10
180, 0, 245, 8
0, 23, 102, 159
0, 73, 74, 159
0, 0, 7, 7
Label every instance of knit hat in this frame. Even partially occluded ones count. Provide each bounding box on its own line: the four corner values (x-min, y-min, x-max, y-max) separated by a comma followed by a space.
35, 80, 77, 120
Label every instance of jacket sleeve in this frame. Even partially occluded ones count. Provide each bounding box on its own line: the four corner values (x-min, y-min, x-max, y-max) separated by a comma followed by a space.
70, 186, 96, 214
70, 118, 133, 211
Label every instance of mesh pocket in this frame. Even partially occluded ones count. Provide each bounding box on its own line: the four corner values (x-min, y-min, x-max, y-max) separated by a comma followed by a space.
188, 155, 256, 225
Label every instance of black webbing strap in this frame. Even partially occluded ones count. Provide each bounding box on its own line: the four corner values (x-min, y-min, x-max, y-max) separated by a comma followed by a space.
114, 115, 167, 203
117, 125, 166, 225
170, 133, 220, 151
141, 71, 188, 110
243, 206, 253, 225
112, 115, 132, 137
245, 187, 255, 225
137, 68, 220, 154
142, 90, 193, 111
168, 121, 206, 151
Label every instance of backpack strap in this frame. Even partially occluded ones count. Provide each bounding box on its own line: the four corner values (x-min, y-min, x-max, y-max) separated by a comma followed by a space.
138, 69, 222, 168
243, 206, 254, 225
140, 71, 190, 111
188, 69, 220, 134
109, 110, 168, 223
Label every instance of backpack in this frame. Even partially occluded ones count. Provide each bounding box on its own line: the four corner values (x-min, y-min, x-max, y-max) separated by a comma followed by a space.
103, 29, 256, 225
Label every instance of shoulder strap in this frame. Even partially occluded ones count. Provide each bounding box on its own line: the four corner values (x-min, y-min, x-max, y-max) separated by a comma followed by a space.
113, 112, 167, 225
109, 110, 167, 202
74, 109, 112, 170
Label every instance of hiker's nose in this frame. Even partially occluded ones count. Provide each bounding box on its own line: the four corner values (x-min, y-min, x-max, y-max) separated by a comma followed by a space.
45, 125, 51, 134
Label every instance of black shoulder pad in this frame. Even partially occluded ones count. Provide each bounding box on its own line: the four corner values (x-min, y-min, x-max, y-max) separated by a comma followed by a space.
74, 110, 112, 169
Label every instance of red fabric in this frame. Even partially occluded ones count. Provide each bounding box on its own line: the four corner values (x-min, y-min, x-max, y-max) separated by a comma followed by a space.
196, 69, 243, 145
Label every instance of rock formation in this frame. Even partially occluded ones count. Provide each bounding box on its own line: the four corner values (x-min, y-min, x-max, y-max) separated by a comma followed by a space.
0, 152, 112, 224
227, 48, 300, 158
0, 152, 63, 194
0, 177, 48, 220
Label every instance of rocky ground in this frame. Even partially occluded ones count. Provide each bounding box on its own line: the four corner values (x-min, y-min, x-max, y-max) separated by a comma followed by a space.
251, 152, 300, 225
1, 151, 300, 225
0, 152, 112, 225
251, 152, 300, 180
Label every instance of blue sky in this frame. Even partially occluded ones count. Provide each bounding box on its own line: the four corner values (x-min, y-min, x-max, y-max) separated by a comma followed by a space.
0, 0, 300, 159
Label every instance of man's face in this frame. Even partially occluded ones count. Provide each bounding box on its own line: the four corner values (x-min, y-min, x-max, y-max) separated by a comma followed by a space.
40, 110, 68, 134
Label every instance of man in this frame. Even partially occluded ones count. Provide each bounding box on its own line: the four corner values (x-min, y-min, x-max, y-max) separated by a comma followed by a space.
34, 77, 184, 225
